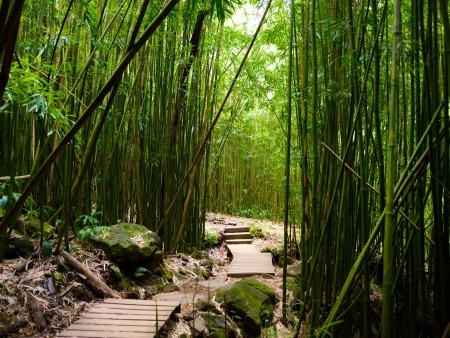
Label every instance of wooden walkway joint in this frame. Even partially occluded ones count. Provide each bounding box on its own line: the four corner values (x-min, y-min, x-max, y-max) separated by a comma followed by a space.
224, 226, 275, 278
57, 298, 180, 338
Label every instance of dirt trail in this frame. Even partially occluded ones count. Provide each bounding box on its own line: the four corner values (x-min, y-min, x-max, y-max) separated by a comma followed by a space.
0, 213, 295, 337
156, 213, 295, 337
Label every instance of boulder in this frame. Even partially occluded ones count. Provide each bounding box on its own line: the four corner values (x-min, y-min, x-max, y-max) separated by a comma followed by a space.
200, 258, 214, 270
90, 223, 162, 271
4, 234, 34, 259
191, 248, 209, 260
161, 282, 180, 293
239, 278, 276, 305
277, 255, 296, 267
216, 280, 274, 336
19, 216, 53, 240
286, 262, 302, 277
187, 315, 207, 337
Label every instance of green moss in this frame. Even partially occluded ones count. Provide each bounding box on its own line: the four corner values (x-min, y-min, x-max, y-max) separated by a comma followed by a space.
239, 278, 276, 305
22, 216, 53, 240
216, 282, 273, 336
90, 223, 162, 271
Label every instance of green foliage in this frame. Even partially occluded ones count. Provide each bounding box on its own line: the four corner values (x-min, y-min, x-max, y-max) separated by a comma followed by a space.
77, 225, 107, 241
0, 182, 36, 211
76, 211, 102, 228
134, 267, 149, 278
76, 211, 107, 241
211, 0, 241, 21
113, 266, 123, 279
249, 225, 266, 239
203, 230, 221, 247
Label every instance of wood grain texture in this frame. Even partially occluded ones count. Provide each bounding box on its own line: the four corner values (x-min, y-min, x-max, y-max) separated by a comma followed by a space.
226, 238, 275, 277
57, 299, 180, 337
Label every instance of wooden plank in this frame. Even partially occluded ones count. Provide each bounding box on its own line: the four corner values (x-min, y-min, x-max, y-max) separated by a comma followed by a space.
57, 299, 180, 338
224, 226, 250, 233
225, 239, 252, 244
226, 244, 260, 254
58, 330, 152, 337
226, 243, 274, 277
94, 303, 176, 310
103, 299, 180, 307
89, 307, 172, 315
75, 312, 174, 320
227, 270, 275, 276
68, 324, 155, 333
75, 318, 163, 326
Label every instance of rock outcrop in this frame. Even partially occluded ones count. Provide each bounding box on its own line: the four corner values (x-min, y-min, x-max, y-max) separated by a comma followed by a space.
215, 278, 274, 336
90, 223, 162, 272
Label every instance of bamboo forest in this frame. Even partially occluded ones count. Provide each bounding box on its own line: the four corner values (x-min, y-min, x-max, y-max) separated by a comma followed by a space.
1, 0, 450, 336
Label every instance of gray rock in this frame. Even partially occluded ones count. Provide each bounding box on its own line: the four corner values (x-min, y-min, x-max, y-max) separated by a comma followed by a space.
286, 262, 302, 277
278, 255, 296, 267
162, 282, 180, 293
90, 223, 162, 271
200, 258, 214, 270
188, 315, 207, 337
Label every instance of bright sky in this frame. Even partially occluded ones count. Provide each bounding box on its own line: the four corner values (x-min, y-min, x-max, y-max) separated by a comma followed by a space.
226, 2, 264, 35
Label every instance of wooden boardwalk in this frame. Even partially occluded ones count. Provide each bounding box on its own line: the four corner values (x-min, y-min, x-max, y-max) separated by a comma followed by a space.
57, 298, 180, 338
225, 226, 275, 277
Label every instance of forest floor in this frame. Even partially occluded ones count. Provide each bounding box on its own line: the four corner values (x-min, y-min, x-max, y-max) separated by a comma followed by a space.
0, 213, 297, 337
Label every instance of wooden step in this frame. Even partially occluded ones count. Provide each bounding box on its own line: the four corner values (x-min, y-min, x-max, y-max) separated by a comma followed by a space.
57, 299, 180, 337
224, 226, 250, 233
225, 239, 252, 244
224, 232, 251, 240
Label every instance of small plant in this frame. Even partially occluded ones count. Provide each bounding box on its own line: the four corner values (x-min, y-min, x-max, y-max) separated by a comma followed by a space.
249, 225, 266, 239
204, 230, 221, 247
76, 211, 107, 241
134, 267, 149, 278
77, 211, 102, 227
77, 225, 107, 241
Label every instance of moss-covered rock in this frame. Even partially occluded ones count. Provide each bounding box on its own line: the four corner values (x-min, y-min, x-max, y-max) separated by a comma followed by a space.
4, 234, 34, 259
161, 282, 180, 293
90, 223, 162, 272
200, 258, 214, 270
20, 216, 53, 240
191, 248, 209, 260
286, 262, 302, 277
239, 278, 276, 305
277, 255, 296, 267
216, 280, 273, 336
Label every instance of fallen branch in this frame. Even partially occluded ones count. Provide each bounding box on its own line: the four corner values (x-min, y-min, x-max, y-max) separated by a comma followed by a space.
0, 319, 27, 336
61, 250, 121, 299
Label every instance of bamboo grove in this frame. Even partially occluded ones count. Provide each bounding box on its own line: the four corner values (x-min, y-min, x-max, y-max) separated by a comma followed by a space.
1, 0, 450, 336
284, 0, 450, 336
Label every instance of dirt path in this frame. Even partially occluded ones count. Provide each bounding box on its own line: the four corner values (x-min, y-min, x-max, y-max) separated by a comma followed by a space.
156, 213, 295, 337
0, 213, 296, 337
